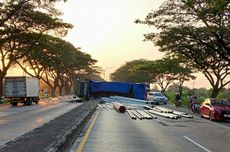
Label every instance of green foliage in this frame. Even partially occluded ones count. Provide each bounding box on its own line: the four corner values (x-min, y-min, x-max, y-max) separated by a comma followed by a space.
110, 59, 152, 83
0, 0, 72, 96
137, 0, 230, 98
17, 34, 99, 96
111, 57, 195, 94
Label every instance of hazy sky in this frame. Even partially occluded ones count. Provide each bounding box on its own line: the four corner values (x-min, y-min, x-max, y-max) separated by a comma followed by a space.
7, 0, 210, 88
55, 0, 165, 77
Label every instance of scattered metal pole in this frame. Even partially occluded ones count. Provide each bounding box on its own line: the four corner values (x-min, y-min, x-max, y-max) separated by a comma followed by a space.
126, 110, 137, 119
130, 110, 144, 120
136, 110, 153, 119
113, 102, 126, 113
144, 110, 157, 119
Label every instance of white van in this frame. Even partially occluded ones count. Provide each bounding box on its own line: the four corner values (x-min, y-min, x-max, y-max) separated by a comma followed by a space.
147, 91, 168, 105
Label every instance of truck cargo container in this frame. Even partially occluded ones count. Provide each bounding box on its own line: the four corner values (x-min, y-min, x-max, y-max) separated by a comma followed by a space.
76, 79, 146, 100
4, 76, 39, 106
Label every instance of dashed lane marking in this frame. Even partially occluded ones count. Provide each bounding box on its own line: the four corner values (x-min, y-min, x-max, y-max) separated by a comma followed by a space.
184, 136, 212, 152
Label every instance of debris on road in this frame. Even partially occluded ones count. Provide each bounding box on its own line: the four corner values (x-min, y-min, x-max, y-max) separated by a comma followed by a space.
100, 96, 193, 120
126, 110, 137, 120
112, 102, 126, 113
148, 109, 180, 119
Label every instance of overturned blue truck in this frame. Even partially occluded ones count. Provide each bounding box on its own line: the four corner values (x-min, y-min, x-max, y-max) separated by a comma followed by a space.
76, 80, 147, 100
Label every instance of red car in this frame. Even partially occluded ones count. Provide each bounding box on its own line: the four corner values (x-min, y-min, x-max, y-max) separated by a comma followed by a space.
200, 98, 230, 121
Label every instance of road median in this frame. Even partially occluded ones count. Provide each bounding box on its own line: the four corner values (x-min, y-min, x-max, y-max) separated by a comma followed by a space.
0, 100, 99, 152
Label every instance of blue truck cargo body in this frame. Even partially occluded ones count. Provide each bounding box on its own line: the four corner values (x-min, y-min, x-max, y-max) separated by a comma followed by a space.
76, 80, 146, 100
90, 81, 131, 93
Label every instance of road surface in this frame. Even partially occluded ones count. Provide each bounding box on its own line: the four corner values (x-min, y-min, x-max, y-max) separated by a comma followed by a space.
71, 105, 230, 152
0, 96, 81, 147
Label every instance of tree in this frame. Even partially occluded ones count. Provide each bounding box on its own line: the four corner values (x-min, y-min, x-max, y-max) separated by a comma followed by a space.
17, 35, 97, 96
165, 56, 196, 96
0, 0, 72, 96
140, 57, 195, 93
136, 0, 230, 97
110, 59, 152, 83
111, 58, 195, 94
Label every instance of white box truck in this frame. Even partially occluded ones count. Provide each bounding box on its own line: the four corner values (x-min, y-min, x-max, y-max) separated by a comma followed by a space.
4, 76, 39, 106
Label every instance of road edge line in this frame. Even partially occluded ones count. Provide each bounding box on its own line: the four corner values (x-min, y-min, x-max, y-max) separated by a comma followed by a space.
76, 110, 100, 152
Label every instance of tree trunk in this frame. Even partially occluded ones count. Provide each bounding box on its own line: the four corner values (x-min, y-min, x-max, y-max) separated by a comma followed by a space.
51, 79, 59, 97
178, 84, 183, 97
0, 75, 4, 97
0, 71, 7, 97
58, 85, 64, 96
210, 87, 220, 98
51, 88, 56, 97
161, 88, 166, 93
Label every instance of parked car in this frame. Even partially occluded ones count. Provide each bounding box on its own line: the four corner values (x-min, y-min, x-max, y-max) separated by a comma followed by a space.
147, 91, 168, 105
200, 98, 230, 121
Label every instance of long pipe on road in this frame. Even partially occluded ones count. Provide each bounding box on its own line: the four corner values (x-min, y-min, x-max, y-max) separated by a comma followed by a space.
113, 102, 126, 113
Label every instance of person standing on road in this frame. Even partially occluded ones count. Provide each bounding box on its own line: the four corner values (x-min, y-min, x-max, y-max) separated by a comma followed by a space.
188, 94, 192, 109
175, 93, 181, 107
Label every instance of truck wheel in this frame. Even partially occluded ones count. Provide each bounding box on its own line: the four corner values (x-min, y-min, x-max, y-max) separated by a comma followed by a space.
25, 98, 32, 106
33, 97, 39, 104
11, 102, 18, 106
27, 100, 32, 105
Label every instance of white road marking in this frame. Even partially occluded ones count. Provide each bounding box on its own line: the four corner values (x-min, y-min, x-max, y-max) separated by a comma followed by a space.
0, 112, 14, 118
184, 136, 212, 152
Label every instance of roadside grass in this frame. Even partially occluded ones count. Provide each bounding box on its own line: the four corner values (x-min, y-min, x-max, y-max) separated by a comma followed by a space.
165, 91, 207, 107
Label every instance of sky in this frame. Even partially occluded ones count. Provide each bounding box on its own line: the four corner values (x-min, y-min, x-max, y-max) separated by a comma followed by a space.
54, 0, 211, 88
8, 0, 210, 88
55, 0, 165, 77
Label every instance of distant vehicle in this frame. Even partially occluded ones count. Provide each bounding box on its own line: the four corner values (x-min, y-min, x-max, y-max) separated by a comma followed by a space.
200, 98, 230, 121
4, 76, 39, 106
147, 91, 168, 105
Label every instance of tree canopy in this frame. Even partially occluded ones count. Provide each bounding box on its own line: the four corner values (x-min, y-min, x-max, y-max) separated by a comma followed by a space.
136, 0, 230, 97
111, 58, 195, 93
0, 0, 72, 96
110, 59, 152, 83
17, 34, 98, 96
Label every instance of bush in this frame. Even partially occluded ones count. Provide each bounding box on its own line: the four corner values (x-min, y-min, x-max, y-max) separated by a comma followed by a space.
165, 90, 206, 107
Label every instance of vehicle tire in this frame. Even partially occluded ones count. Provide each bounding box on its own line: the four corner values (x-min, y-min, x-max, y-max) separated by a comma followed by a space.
200, 114, 203, 118
191, 106, 195, 113
196, 108, 200, 114
33, 97, 39, 104
25, 98, 32, 106
27, 101, 32, 105
11, 102, 18, 106
209, 112, 214, 121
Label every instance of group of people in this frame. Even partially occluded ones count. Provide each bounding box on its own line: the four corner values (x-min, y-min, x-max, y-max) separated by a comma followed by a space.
175, 93, 200, 113
188, 94, 200, 113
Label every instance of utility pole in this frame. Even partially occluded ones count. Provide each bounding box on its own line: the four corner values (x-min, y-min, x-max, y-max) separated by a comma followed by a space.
103, 66, 113, 81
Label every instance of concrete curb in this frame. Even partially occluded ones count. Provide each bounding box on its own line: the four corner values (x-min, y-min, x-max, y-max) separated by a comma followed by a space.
0, 100, 99, 152
46, 102, 98, 152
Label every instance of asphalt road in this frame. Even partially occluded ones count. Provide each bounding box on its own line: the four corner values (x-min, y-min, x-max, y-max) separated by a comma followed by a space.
72, 105, 230, 152
0, 96, 81, 148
